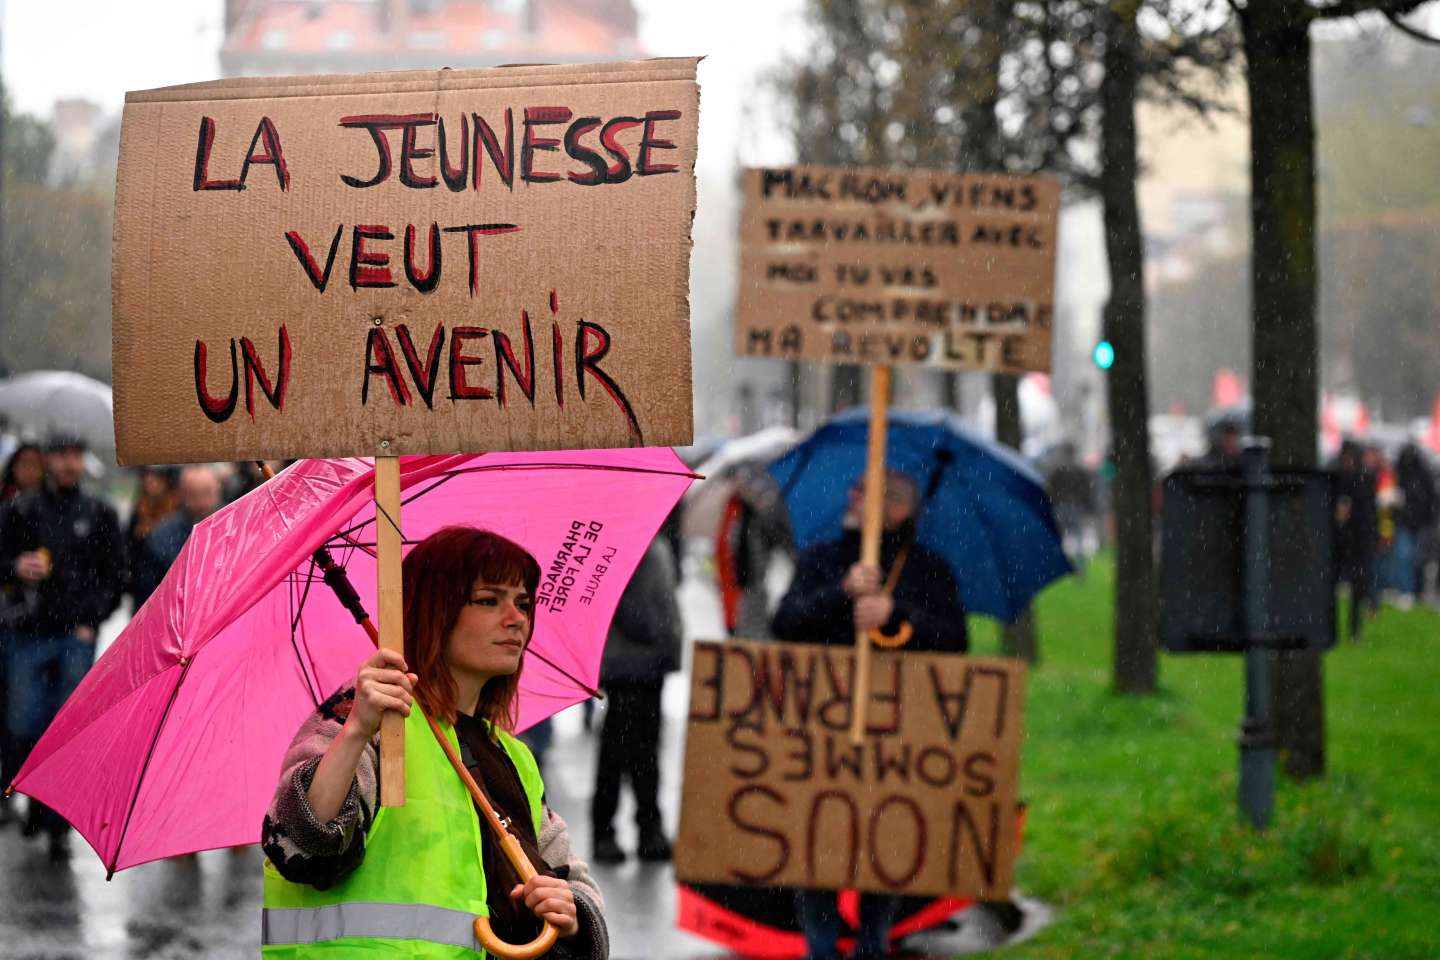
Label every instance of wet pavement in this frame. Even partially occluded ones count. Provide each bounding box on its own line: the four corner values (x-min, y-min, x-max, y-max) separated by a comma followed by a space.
0, 568, 1050, 958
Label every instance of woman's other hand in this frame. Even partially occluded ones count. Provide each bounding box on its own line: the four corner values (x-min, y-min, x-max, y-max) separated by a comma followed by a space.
510, 875, 579, 937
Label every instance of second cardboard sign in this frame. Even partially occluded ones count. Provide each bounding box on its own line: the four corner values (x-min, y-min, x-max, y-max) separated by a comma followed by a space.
735, 165, 1059, 373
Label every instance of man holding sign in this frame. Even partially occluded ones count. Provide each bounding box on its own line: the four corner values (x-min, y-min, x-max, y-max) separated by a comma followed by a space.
675, 163, 1057, 958
773, 468, 968, 655
772, 468, 967, 960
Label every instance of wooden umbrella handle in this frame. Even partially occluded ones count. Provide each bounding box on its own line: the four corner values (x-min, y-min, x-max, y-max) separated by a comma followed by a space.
424, 715, 559, 959
474, 914, 558, 960
868, 620, 913, 648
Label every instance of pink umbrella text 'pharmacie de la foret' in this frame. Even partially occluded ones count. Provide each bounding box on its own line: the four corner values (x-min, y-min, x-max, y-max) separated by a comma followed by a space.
10, 449, 695, 875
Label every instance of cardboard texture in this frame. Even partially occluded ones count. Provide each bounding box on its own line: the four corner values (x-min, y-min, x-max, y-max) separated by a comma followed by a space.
112, 59, 698, 465
674, 639, 1025, 900
735, 165, 1060, 373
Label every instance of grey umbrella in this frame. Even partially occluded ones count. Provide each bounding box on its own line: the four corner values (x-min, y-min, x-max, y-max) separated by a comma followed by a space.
0, 370, 114, 453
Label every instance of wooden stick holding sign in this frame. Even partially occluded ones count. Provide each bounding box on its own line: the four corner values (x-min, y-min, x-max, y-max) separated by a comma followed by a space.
255, 455, 406, 800
373, 454, 407, 807
850, 365, 891, 745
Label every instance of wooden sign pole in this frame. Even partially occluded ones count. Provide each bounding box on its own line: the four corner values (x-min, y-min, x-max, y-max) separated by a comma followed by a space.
374, 454, 407, 806
850, 365, 892, 744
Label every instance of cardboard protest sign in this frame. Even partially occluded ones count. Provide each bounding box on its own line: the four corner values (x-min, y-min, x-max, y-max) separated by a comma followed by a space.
112, 60, 698, 465
674, 640, 1025, 900
735, 165, 1059, 373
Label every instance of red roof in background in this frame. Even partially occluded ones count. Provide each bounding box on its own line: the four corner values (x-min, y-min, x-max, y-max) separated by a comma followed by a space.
222, 0, 639, 68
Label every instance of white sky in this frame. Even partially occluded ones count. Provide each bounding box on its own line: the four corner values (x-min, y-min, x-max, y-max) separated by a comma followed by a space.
0, 0, 806, 173
2, 0, 226, 115
0, 0, 807, 436
7, 0, 1440, 167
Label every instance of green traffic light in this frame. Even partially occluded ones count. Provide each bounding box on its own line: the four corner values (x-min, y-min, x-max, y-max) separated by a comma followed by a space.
1094, 340, 1115, 369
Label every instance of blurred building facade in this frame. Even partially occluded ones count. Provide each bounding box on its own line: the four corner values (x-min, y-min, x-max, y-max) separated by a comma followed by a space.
1140, 28, 1440, 435
47, 99, 120, 188
220, 0, 640, 76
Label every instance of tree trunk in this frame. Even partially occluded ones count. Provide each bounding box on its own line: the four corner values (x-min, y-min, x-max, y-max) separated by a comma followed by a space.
1100, 4, 1157, 695
830, 364, 863, 411
994, 372, 1038, 663
1240, 2, 1325, 780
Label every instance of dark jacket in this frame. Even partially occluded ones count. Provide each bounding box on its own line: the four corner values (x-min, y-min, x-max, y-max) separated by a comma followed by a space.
0, 482, 124, 635
123, 489, 177, 601
131, 509, 195, 610
1397, 453, 1438, 532
772, 527, 968, 653
1335, 463, 1379, 566
600, 538, 682, 684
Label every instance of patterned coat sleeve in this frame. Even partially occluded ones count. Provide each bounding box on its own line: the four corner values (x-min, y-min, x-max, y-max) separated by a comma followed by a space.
539, 805, 610, 960
260, 685, 378, 889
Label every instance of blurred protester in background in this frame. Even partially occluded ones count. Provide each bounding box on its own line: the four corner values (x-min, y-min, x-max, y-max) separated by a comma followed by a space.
1421, 457, 1440, 603
771, 469, 966, 960
0, 442, 46, 825
1335, 440, 1379, 641
773, 470, 966, 654
1201, 421, 1244, 470
715, 465, 792, 639
657, 499, 686, 584
1386, 444, 1436, 610
224, 460, 270, 504
1045, 442, 1097, 579
516, 716, 554, 776
591, 535, 682, 865
0, 434, 124, 860
124, 466, 177, 610
131, 465, 223, 610
0, 444, 45, 503
1372, 447, 1398, 609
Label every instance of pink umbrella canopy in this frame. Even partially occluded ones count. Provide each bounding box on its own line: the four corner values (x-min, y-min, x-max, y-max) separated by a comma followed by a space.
10, 449, 694, 875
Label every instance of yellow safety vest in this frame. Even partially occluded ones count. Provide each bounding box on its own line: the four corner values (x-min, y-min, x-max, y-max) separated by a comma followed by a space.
262, 704, 544, 958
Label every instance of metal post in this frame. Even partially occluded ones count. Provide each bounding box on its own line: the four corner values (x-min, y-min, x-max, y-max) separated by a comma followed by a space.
1239, 438, 1275, 829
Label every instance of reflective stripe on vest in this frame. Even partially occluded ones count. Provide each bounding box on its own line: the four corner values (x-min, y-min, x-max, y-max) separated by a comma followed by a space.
262, 901, 482, 949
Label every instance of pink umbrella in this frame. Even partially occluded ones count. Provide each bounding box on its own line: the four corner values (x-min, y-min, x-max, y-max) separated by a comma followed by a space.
10, 449, 695, 875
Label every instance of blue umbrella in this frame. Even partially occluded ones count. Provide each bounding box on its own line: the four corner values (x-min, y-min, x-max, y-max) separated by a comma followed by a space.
769, 407, 1071, 622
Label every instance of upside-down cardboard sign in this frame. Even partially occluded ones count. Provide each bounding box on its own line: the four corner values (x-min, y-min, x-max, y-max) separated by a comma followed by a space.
735, 165, 1059, 373
112, 59, 698, 465
675, 640, 1025, 900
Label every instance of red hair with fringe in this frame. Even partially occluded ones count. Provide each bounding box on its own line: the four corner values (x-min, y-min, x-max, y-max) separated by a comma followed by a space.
401, 526, 541, 730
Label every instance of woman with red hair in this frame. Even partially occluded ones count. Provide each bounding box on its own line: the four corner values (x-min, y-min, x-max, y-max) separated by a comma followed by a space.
260, 526, 608, 958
